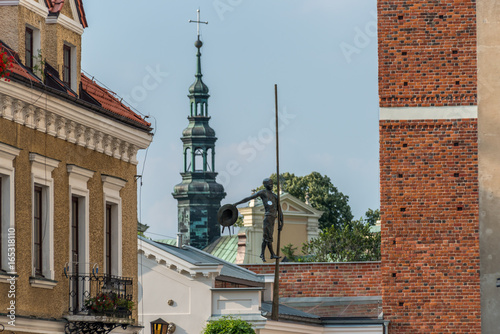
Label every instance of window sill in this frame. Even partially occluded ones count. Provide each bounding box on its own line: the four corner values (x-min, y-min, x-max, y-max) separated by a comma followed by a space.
30, 276, 58, 289
0, 272, 17, 284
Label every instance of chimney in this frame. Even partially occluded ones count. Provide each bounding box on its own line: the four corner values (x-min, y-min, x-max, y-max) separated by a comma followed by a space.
235, 231, 247, 264
176, 233, 183, 248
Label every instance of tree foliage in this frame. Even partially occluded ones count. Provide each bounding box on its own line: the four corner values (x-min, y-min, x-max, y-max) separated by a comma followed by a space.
301, 218, 381, 262
364, 208, 380, 226
202, 316, 256, 334
257, 171, 381, 262
257, 172, 354, 230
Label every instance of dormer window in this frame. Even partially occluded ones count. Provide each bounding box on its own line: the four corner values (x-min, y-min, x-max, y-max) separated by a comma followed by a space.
25, 27, 33, 70
63, 43, 77, 90
63, 45, 71, 86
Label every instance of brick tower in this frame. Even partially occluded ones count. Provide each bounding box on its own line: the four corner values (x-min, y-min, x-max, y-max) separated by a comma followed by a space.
378, 1, 480, 332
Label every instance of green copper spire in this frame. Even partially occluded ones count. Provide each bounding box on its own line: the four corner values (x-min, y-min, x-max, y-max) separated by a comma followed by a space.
187, 9, 209, 117
173, 9, 225, 250
188, 39, 209, 97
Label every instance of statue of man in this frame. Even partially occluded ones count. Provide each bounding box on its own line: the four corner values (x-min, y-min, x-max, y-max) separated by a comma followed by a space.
234, 178, 283, 262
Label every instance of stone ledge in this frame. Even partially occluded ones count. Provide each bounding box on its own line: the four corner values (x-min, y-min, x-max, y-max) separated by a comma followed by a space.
29, 276, 58, 289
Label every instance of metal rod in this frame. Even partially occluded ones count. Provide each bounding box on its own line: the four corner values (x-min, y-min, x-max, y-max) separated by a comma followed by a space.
271, 84, 281, 321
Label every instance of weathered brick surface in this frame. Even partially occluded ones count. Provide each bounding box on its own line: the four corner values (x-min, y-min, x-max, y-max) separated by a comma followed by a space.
378, 0, 477, 107
380, 119, 480, 333
214, 280, 254, 289
241, 262, 381, 298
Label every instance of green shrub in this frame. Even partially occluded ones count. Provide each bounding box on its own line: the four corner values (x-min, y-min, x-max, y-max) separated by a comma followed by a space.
202, 316, 255, 334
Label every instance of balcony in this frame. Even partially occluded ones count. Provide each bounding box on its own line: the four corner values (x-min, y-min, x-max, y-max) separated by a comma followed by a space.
64, 271, 134, 333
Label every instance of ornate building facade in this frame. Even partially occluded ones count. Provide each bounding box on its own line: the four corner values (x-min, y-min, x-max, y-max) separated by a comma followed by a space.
0, 1, 152, 332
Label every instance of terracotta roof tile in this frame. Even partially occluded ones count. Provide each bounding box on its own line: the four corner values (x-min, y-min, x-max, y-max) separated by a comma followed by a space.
0, 40, 149, 130
81, 74, 150, 127
0, 42, 41, 83
75, 0, 88, 28
44, 0, 88, 28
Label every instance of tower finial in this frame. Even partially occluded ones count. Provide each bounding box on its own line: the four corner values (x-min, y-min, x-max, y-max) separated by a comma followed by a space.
188, 8, 208, 42
188, 8, 210, 102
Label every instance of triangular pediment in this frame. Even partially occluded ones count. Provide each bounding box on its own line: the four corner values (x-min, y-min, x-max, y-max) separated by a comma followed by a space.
41, 0, 87, 31
252, 192, 323, 218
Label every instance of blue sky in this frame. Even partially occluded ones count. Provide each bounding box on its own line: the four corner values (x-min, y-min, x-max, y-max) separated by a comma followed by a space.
81, 0, 379, 240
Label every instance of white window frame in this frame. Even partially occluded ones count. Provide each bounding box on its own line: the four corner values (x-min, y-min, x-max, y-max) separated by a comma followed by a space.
25, 24, 41, 72
0, 143, 20, 276
67, 164, 94, 311
67, 165, 94, 273
101, 175, 126, 276
29, 153, 59, 288
63, 42, 77, 91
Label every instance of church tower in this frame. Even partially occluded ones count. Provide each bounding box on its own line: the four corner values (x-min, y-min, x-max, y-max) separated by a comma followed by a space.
173, 12, 225, 249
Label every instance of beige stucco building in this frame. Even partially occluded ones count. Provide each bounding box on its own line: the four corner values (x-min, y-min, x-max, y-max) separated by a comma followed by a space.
0, 1, 152, 333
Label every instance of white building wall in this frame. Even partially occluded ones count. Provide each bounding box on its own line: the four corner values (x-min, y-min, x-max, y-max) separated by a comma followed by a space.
138, 254, 213, 334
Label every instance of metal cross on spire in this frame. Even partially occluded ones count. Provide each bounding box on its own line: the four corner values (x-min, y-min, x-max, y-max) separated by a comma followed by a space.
188, 9, 208, 40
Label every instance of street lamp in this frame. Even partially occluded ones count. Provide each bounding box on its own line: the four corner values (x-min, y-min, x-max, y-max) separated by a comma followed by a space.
151, 318, 176, 334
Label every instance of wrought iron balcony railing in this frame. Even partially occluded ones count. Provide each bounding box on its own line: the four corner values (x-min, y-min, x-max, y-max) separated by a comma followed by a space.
66, 271, 133, 320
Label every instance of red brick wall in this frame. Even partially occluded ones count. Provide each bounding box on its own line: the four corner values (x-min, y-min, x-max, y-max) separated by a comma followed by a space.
380, 119, 480, 333
378, 0, 477, 107
241, 262, 381, 298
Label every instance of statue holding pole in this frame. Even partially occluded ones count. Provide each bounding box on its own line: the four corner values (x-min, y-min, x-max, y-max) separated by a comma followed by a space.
233, 178, 284, 262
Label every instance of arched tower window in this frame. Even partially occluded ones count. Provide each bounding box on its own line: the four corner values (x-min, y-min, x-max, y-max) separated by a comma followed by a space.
206, 148, 212, 171
184, 147, 192, 172
194, 148, 204, 171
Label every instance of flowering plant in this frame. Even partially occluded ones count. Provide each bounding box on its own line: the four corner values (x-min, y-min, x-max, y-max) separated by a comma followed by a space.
0, 50, 13, 82
84, 292, 133, 315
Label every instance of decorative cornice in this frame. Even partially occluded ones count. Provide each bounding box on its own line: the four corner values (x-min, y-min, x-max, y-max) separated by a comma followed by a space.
29, 152, 60, 169
138, 240, 222, 279
379, 94, 477, 108
101, 174, 127, 191
380, 120, 477, 131
0, 83, 151, 164
0, 1, 49, 19
67, 164, 95, 180
0, 141, 21, 159
46, 12, 84, 35
21, 0, 48, 18
0, 1, 21, 5
43, 0, 84, 35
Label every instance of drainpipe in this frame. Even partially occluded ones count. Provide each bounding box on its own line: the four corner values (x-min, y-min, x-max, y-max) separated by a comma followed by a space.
384, 320, 390, 334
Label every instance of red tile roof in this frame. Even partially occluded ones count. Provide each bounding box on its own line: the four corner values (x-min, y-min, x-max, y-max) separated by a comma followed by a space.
81, 74, 151, 127
44, 0, 88, 28
0, 42, 41, 83
1, 40, 150, 130
75, 0, 88, 28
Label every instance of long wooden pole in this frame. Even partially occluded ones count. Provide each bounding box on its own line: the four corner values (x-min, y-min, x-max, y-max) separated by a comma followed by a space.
271, 84, 281, 321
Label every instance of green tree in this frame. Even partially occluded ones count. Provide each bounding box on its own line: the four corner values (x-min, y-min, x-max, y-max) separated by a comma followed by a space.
202, 316, 256, 334
257, 172, 354, 230
364, 208, 380, 226
281, 243, 301, 262
301, 218, 381, 262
